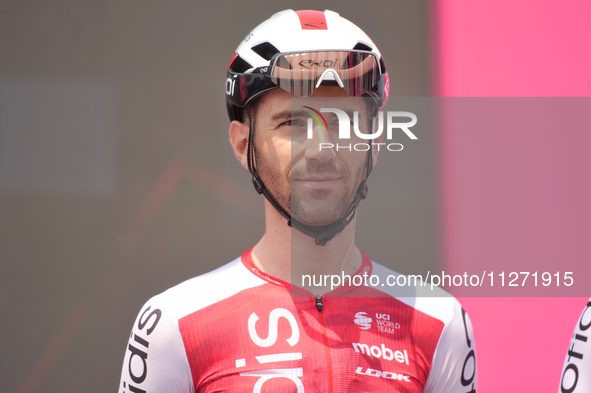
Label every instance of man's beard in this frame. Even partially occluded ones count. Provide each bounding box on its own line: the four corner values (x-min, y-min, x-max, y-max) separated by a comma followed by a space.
255, 148, 367, 226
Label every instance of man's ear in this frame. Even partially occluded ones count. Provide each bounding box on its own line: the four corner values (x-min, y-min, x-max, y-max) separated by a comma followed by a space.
371, 132, 384, 167
229, 120, 250, 171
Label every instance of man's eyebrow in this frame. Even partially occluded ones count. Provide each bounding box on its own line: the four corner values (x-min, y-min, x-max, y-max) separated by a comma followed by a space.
271, 110, 305, 122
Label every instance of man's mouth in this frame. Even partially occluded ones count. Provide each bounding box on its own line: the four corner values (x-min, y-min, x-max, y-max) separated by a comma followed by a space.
296, 176, 342, 189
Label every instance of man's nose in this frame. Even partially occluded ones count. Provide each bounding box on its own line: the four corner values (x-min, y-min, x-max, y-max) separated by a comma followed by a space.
304, 123, 336, 162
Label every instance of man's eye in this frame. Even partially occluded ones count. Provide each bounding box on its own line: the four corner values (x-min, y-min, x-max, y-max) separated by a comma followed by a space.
282, 119, 305, 127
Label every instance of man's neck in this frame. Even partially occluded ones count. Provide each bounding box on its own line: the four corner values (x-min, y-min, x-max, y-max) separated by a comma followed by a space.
251, 201, 363, 295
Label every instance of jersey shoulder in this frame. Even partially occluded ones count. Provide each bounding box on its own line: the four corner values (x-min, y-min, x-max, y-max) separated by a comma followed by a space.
148, 256, 268, 319
368, 261, 477, 393
118, 255, 268, 393
370, 261, 462, 325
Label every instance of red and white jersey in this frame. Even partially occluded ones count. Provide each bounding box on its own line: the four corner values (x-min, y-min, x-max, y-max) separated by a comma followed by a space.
119, 249, 477, 392
559, 298, 591, 393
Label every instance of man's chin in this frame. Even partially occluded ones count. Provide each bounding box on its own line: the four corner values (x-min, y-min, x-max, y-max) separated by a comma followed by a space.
289, 209, 346, 228
290, 194, 356, 227
293, 219, 337, 228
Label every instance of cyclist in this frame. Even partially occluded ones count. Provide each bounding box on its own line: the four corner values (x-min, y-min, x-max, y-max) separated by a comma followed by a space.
119, 9, 477, 392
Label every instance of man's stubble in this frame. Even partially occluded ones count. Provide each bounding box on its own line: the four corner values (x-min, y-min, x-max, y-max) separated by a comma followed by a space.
254, 137, 367, 226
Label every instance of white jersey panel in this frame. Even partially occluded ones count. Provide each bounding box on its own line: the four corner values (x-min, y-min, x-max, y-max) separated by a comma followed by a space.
423, 298, 477, 393
370, 262, 458, 321
118, 294, 193, 393
369, 262, 477, 393
152, 257, 267, 319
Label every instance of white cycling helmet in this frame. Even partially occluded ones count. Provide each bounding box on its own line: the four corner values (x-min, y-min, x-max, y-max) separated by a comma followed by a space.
226, 9, 389, 121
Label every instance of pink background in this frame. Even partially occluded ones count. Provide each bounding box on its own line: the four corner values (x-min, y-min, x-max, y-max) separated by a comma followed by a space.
434, 0, 591, 391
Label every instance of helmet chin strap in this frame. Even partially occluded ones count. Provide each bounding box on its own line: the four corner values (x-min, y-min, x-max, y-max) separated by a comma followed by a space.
246, 106, 373, 246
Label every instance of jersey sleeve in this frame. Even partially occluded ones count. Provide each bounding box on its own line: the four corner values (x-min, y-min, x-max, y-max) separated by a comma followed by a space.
423, 299, 477, 393
118, 296, 194, 393
558, 298, 591, 393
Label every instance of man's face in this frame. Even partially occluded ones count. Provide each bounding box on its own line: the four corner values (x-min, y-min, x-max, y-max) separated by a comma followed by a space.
252, 86, 372, 226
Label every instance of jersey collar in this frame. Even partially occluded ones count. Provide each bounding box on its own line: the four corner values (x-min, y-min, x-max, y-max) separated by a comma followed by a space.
240, 247, 373, 296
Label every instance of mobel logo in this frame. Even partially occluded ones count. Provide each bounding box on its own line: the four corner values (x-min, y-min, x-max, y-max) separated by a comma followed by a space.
304, 107, 418, 152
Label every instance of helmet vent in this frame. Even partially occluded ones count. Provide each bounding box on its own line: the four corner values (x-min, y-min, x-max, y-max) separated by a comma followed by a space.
251, 42, 280, 61
229, 55, 253, 73
353, 42, 373, 52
